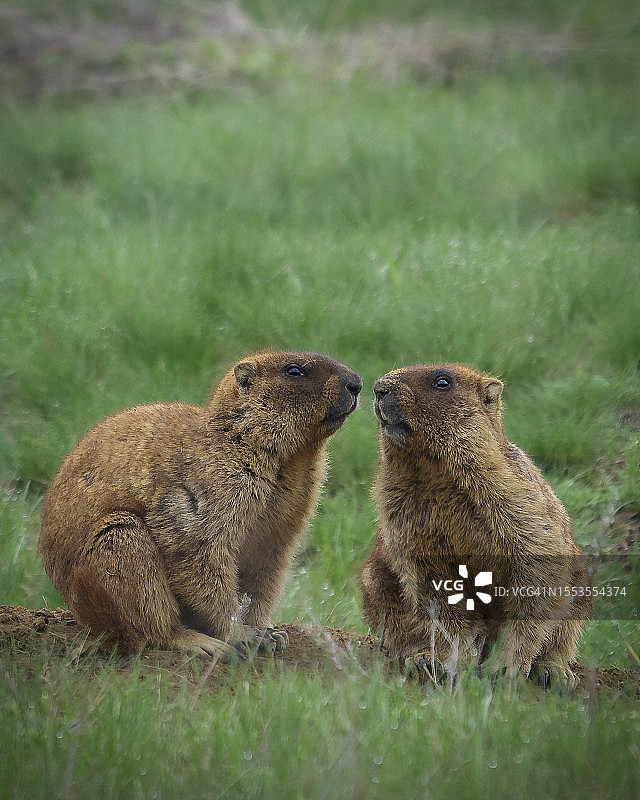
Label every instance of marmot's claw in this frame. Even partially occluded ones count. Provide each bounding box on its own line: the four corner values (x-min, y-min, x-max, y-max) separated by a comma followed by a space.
532, 664, 577, 691
252, 626, 289, 655
405, 652, 445, 683
269, 628, 289, 652
538, 668, 551, 690
260, 637, 277, 655
233, 640, 250, 660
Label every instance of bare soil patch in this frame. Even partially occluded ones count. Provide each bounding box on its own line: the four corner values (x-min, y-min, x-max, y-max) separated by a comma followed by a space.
0, 605, 378, 685
0, 0, 573, 100
2, 605, 638, 699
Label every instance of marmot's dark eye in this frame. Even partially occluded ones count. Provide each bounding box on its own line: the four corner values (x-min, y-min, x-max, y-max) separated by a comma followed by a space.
284, 364, 306, 378
431, 373, 453, 391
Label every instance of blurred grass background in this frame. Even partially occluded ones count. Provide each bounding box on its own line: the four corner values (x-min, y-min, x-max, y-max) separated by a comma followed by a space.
1, 2, 640, 797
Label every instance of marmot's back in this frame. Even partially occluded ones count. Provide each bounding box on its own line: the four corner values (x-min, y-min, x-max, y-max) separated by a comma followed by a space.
39, 402, 203, 574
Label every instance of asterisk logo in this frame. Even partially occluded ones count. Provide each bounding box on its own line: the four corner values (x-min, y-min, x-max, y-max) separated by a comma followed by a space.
448, 565, 493, 610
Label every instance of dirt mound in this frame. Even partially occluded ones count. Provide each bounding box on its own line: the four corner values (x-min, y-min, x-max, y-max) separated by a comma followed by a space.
2, 605, 638, 698
0, 605, 378, 685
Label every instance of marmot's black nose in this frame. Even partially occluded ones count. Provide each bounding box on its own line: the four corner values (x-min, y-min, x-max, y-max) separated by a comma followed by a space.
347, 376, 363, 397
373, 378, 395, 399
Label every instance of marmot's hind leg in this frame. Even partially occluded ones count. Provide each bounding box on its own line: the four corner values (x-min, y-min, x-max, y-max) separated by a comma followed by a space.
362, 549, 479, 676
530, 619, 584, 689
70, 512, 231, 659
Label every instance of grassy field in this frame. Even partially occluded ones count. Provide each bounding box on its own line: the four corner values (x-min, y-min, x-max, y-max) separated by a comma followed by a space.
1, 1, 639, 797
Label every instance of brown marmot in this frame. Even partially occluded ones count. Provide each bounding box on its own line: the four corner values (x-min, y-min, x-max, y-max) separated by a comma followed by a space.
361, 363, 589, 685
39, 350, 362, 659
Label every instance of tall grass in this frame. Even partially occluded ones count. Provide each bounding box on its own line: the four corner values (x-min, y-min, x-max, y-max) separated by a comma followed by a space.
2, 80, 638, 482
2, 650, 639, 800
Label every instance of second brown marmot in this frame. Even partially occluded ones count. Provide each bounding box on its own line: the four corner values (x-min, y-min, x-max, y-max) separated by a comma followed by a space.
361, 362, 589, 685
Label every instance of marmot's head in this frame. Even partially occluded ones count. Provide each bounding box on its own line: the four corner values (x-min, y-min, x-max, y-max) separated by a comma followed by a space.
210, 350, 362, 454
373, 363, 503, 462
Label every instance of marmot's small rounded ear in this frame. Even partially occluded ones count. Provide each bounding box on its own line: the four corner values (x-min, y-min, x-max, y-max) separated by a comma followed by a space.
482, 378, 503, 404
234, 362, 256, 394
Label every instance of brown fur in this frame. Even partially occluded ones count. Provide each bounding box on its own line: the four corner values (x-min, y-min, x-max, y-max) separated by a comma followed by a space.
361, 363, 589, 684
39, 350, 362, 658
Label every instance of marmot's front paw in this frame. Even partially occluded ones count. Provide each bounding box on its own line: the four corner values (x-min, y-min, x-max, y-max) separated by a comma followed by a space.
405, 652, 445, 683
257, 626, 289, 654
244, 626, 289, 655
267, 627, 289, 653
531, 663, 577, 691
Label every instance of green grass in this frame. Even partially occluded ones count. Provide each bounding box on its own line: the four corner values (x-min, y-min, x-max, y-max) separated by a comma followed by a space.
1, 651, 639, 800
1, 1, 640, 798
2, 82, 638, 483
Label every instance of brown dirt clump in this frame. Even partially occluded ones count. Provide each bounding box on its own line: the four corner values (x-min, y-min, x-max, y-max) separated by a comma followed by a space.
0, 605, 378, 686
1, 604, 638, 699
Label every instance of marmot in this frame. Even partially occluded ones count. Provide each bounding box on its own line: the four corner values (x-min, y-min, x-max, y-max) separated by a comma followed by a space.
39, 350, 362, 659
361, 363, 589, 685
